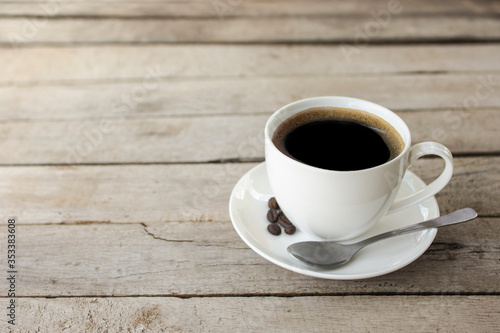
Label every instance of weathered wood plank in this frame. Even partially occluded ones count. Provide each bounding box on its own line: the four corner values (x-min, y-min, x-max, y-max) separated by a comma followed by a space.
8, 296, 500, 332
0, 157, 498, 225
0, 217, 498, 296
2, 0, 499, 18
2, 44, 499, 85
2, 16, 499, 45
1, 73, 499, 120
0, 110, 498, 164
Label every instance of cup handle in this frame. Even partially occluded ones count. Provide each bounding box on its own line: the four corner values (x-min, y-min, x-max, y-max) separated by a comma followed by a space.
388, 141, 454, 213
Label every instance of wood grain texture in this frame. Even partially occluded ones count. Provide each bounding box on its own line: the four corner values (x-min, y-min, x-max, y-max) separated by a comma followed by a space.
2, 0, 500, 18
0, 157, 498, 225
0, 110, 498, 164
9, 296, 500, 332
2, 45, 499, 85
1, 73, 500, 121
2, 16, 499, 44
0, 217, 498, 296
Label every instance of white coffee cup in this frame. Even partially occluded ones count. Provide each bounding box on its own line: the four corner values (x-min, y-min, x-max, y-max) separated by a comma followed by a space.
265, 96, 453, 241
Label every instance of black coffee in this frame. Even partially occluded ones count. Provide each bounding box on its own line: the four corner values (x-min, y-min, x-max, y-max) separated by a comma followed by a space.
272, 107, 404, 171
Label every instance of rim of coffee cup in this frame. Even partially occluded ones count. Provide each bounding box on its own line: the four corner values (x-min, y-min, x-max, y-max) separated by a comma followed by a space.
264, 96, 412, 173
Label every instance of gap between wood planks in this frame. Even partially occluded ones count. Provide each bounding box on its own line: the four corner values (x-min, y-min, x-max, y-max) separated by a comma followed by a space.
1, 1, 500, 20
0, 105, 497, 121
2, 39, 500, 48
1, 12, 499, 20
0, 152, 498, 168
0, 291, 499, 299
5, 213, 500, 226
1, 0, 499, 19
0, 40, 499, 50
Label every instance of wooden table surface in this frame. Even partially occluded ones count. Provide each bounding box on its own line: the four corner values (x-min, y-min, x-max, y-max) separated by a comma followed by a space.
1, 1, 499, 332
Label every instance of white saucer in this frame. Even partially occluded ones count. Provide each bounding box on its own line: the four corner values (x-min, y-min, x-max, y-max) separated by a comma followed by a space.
229, 162, 439, 280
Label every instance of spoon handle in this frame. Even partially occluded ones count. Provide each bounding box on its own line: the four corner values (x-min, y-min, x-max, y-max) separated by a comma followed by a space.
356, 208, 478, 249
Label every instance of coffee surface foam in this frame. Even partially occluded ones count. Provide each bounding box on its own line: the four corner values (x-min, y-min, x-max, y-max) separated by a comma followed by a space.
272, 106, 405, 165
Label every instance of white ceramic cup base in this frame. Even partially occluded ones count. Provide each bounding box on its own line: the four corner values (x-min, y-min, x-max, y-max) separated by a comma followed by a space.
264, 96, 453, 241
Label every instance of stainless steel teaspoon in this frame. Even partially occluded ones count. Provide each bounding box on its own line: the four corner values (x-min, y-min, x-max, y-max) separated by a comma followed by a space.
287, 208, 478, 268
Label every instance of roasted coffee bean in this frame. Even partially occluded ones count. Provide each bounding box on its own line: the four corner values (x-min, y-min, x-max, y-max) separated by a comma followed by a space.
268, 197, 279, 210
277, 218, 289, 228
284, 225, 296, 235
267, 223, 281, 236
267, 209, 279, 222
278, 213, 292, 226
